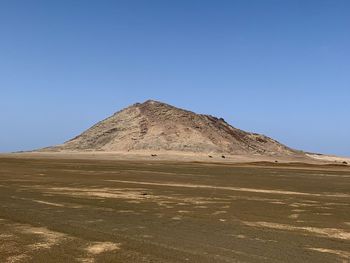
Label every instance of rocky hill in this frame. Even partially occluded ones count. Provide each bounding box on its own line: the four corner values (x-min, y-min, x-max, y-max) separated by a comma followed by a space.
43, 100, 303, 156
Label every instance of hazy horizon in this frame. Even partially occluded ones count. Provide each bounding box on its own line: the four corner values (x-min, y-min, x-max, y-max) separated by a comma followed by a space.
1, 1, 349, 156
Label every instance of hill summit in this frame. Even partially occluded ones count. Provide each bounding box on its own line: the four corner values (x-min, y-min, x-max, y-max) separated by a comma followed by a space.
44, 100, 301, 156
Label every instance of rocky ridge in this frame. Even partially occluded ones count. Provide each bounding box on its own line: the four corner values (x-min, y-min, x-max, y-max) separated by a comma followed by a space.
43, 100, 303, 156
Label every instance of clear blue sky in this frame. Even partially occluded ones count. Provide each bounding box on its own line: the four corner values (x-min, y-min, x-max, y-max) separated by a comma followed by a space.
1, 0, 349, 156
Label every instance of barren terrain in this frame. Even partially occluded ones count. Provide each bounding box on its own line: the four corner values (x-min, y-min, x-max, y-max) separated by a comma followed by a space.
0, 156, 349, 262
43, 100, 304, 157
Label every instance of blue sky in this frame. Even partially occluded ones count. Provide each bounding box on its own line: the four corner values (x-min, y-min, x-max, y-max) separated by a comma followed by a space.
0, 0, 349, 156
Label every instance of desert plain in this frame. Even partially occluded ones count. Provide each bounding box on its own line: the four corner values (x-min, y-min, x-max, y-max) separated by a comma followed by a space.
0, 154, 349, 263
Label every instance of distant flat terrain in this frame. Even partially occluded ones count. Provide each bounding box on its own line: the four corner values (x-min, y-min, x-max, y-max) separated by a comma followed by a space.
0, 157, 349, 262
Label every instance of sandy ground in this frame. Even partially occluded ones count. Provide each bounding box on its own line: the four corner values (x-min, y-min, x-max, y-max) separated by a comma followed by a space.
2, 150, 349, 165
0, 156, 349, 262
306, 153, 350, 163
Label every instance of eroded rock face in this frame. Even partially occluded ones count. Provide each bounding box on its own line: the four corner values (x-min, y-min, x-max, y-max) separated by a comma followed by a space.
43, 100, 301, 156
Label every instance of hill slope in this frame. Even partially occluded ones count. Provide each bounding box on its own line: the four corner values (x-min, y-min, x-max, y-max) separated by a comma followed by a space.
43, 100, 303, 156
